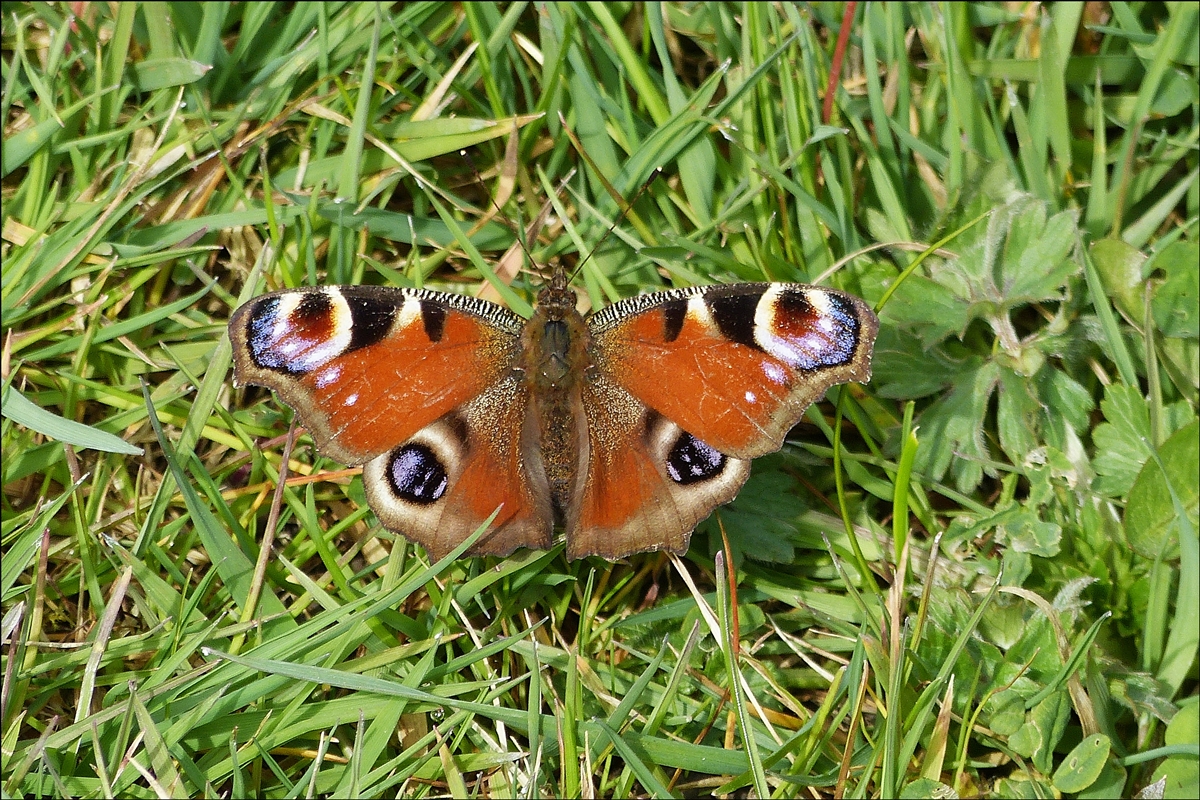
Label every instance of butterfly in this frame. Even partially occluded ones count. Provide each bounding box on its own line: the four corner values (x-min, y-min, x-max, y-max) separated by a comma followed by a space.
228, 269, 878, 560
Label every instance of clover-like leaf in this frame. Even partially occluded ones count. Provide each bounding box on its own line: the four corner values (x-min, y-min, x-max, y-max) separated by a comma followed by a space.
1092, 384, 1154, 497
1052, 733, 1111, 794
1125, 418, 1200, 560
911, 359, 998, 492
883, 189, 1088, 493
1151, 241, 1200, 339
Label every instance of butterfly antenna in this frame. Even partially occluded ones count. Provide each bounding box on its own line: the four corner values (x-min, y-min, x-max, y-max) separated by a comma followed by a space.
462, 142, 659, 292
568, 167, 663, 285
460, 146, 577, 288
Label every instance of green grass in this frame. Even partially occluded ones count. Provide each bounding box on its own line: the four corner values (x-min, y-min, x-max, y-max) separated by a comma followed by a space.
3, 3, 1197, 797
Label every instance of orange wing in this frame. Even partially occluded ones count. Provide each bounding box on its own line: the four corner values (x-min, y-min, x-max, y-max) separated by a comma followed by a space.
588, 283, 877, 459
566, 372, 750, 559
230, 286, 554, 557
565, 283, 877, 559
362, 377, 554, 559
229, 286, 523, 464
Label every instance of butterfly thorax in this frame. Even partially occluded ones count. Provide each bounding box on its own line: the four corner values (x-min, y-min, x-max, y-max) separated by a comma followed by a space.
520, 280, 591, 524
523, 280, 589, 387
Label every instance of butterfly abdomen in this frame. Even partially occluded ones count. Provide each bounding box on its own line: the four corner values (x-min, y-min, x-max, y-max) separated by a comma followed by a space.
519, 300, 592, 523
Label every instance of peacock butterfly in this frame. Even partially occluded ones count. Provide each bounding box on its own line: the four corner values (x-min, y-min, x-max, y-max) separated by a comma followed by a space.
228, 268, 878, 560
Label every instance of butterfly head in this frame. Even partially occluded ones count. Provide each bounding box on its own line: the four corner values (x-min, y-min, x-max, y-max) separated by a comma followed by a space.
533, 267, 576, 321
521, 268, 590, 389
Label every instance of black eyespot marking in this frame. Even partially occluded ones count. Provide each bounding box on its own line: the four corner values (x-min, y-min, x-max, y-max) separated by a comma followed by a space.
420, 300, 447, 342
774, 287, 816, 321
346, 294, 397, 351
387, 443, 448, 504
661, 299, 687, 342
708, 292, 760, 349
665, 431, 727, 485
295, 290, 333, 320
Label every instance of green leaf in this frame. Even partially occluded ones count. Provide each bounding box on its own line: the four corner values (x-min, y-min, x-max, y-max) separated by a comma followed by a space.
1093, 384, 1154, 497
985, 685, 1032, 736
1002, 203, 1079, 303
130, 58, 211, 91
1166, 702, 1200, 748
1151, 702, 1200, 799
709, 469, 803, 564
1152, 241, 1200, 339
900, 778, 957, 798
911, 359, 998, 491
1036, 367, 1094, 438
1077, 759, 1128, 800
1, 384, 143, 455
879, 190, 1090, 492
997, 369, 1041, 466
1026, 691, 1072, 774
1091, 238, 1149, 325
939, 193, 1078, 323
1052, 734, 1111, 794
997, 508, 1062, 559
879, 275, 971, 347
1126, 419, 1200, 559
2, 115, 63, 178
870, 327, 972, 399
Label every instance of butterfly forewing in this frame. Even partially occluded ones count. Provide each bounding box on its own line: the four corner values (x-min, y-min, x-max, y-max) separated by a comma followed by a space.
587, 283, 878, 459
230, 286, 524, 464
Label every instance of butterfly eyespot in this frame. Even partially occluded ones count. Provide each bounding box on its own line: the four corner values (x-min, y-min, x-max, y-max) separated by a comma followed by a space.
245, 291, 357, 375
245, 296, 287, 370
665, 432, 726, 485
387, 443, 449, 504
755, 288, 861, 370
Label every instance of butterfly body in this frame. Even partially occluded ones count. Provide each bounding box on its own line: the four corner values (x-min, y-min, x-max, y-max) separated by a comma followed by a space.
519, 273, 591, 518
230, 277, 877, 560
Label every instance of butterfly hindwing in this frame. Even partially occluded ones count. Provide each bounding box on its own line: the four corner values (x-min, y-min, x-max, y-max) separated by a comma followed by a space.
567, 371, 751, 559
363, 376, 555, 559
